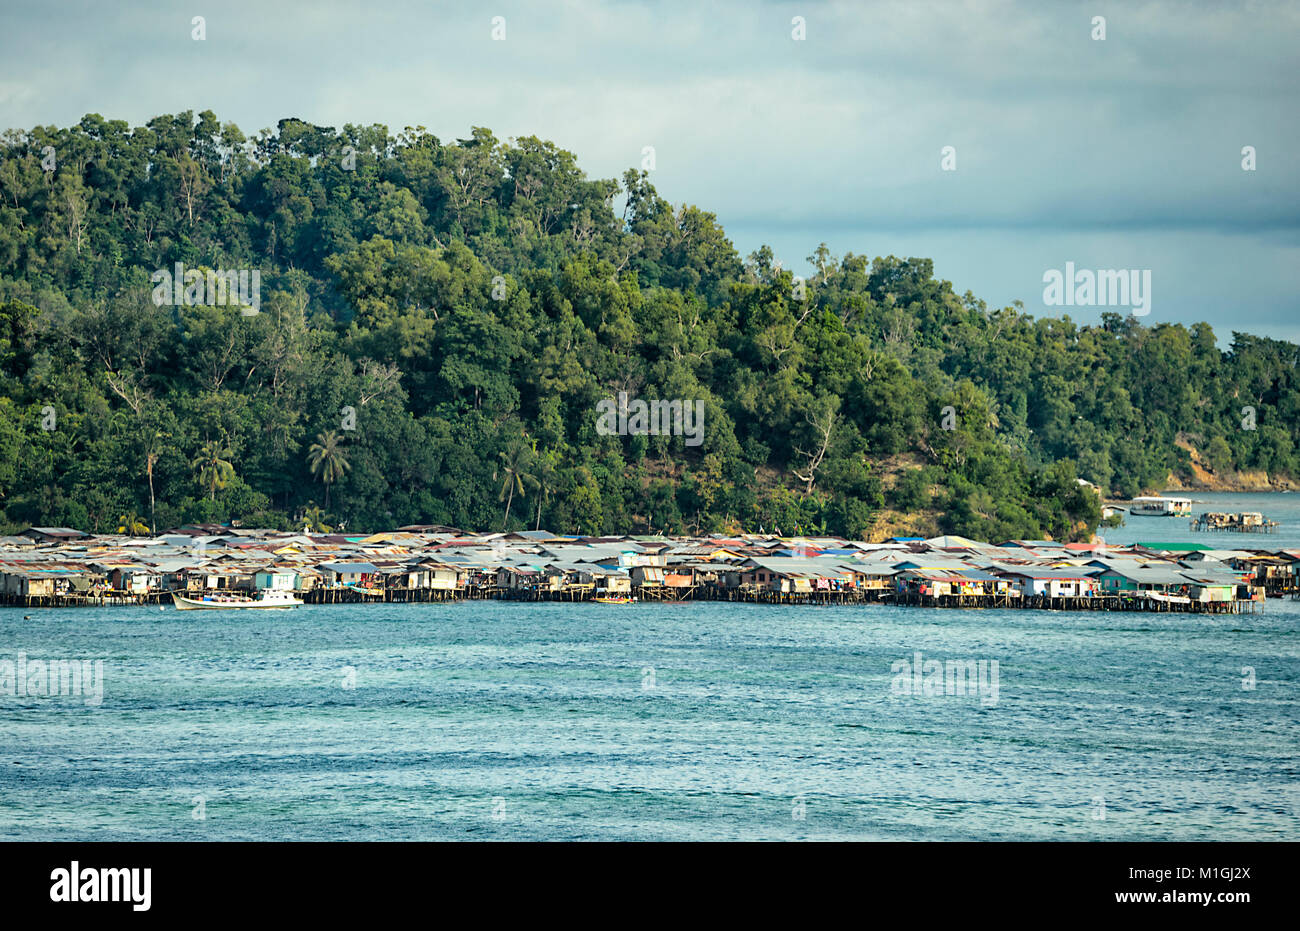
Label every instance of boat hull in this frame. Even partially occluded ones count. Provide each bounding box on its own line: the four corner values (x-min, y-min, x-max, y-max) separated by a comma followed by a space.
171, 593, 303, 610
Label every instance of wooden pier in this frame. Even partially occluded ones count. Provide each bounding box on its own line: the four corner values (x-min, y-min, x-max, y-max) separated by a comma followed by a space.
0, 581, 1268, 614
0, 591, 170, 608
887, 591, 1256, 613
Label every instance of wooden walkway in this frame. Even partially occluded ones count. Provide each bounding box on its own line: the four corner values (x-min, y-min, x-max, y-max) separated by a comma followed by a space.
1190, 520, 1279, 533
0, 584, 1267, 613
0, 591, 170, 608
892, 591, 1257, 613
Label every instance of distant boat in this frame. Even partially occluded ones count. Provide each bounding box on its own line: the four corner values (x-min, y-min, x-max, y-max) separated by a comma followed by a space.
171, 590, 303, 610
1129, 496, 1193, 516
592, 595, 635, 604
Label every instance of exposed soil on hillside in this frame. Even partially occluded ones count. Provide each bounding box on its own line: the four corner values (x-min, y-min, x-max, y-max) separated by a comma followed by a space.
867, 453, 943, 541
1165, 435, 1298, 491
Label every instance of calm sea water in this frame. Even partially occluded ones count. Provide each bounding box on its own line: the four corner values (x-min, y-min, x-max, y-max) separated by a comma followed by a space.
1, 493, 1297, 841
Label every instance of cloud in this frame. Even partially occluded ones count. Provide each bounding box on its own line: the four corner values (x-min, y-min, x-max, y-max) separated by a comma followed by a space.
1, 0, 1296, 339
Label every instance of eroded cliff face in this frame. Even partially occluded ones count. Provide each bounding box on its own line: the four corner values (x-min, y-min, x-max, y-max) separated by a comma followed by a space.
1164, 469, 1297, 492
1165, 436, 1298, 492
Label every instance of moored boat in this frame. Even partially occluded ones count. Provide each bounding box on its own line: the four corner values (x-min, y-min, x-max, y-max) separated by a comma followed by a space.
171, 590, 304, 610
1129, 495, 1193, 517
592, 595, 636, 604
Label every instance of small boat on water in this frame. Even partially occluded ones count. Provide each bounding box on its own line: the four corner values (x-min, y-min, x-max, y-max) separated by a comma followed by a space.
171, 590, 304, 610
592, 595, 636, 604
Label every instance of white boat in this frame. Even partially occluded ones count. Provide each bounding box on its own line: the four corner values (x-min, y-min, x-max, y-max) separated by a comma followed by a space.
171, 590, 303, 610
1129, 495, 1192, 517
1146, 591, 1191, 605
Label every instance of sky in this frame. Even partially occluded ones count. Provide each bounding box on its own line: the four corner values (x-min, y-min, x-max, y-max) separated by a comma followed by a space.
1, 0, 1297, 342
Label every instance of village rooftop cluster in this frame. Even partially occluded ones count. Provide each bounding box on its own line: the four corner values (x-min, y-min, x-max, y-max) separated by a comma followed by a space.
2, 526, 1298, 612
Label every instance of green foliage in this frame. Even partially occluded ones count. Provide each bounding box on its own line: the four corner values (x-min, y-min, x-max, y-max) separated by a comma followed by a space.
1, 112, 1295, 539
891, 469, 932, 512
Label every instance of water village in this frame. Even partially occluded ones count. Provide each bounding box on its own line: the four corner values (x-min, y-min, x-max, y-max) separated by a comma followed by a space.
2, 525, 1298, 613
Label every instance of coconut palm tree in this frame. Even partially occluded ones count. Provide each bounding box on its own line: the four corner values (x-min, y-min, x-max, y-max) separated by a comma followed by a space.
299, 504, 331, 533
191, 439, 235, 500
143, 428, 169, 535
527, 449, 559, 531
493, 439, 534, 530
117, 512, 149, 536
145, 449, 158, 533
306, 431, 350, 509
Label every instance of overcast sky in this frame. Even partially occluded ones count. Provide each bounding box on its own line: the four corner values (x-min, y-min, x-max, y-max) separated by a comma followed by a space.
2, 0, 1297, 342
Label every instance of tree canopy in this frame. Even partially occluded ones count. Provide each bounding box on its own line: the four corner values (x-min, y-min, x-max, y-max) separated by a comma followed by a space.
0, 111, 1294, 540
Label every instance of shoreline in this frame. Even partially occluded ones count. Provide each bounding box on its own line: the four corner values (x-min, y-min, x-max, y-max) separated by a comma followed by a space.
0, 587, 1270, 614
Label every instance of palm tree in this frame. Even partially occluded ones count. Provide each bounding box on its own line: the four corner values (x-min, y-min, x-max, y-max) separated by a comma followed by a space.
191, 439, 235, 500
299, 504, 331, 533
306, 431, 350, 509
144, 427, 169, 535
145, 449, 158, 533
493, 439, 534, 530
527, 450, 558, 531
117, 513, 149, 536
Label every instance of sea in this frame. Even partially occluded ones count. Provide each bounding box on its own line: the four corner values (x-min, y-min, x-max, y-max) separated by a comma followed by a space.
1, 491, 1296, 841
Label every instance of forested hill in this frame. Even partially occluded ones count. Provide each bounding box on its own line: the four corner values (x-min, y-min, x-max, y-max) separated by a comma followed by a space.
0, 112, 1297, 540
